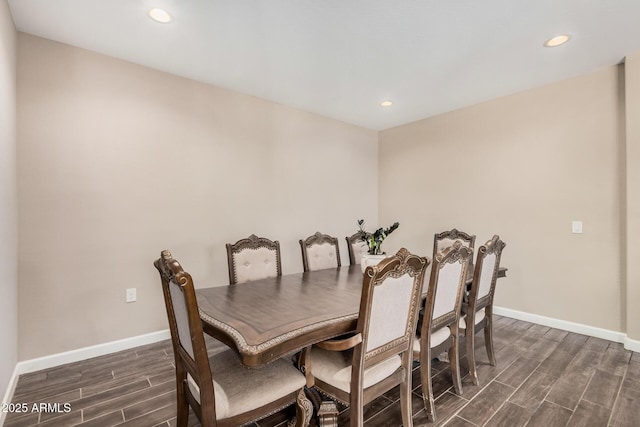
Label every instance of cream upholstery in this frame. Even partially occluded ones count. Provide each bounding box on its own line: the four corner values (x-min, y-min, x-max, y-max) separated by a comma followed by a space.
367, 275, 413, 352
477, 252, 497, 299
187, 349, 306, 419
345, 231, 370, 266
187, 375, 228, 417
300, 232, 341, 272
459, 309, 485, 329
307, 242, 338, 271
310, 347, 402, 393
413, 326, 451, 353
169, 281, 194, 358
232, 247, 278, 284
432, 261, 463, 320
226, 235, 282, 284
351, 241, 369, 265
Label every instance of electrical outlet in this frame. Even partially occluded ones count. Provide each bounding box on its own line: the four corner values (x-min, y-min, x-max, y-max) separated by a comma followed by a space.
126, 288, 137, 303
572, 221, 583, 234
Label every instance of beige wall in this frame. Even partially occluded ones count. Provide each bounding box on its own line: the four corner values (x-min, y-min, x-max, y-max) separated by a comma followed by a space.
625, 53, 640, 341
17, 34, 378, 360
379, 66, 624, 332
0, 0, 18, 398
15, 28, 639, 363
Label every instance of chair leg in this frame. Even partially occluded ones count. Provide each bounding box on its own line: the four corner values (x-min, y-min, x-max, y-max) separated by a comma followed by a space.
449, 333, 463, 395
466, 328, 479, 386
399, 367, 414, 427
484, 317, 496, 367
293, 389, 313, 427
349, 387, 364, 427
420, 351, 437, 422
175, 373, 189, 427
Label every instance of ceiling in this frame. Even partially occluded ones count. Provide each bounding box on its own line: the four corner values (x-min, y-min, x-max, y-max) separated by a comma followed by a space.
8, 0, 640, 130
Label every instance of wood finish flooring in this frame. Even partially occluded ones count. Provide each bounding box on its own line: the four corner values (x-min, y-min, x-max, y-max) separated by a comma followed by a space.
4, 315, 640, 427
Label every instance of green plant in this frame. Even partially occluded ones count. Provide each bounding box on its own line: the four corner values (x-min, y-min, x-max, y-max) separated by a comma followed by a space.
357, 219, 400, 255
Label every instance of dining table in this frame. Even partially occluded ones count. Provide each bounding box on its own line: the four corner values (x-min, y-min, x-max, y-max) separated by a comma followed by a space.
196, 263, 507, 368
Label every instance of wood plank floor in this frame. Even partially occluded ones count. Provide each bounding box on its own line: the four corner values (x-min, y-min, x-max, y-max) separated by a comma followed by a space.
4, 316, 640, 427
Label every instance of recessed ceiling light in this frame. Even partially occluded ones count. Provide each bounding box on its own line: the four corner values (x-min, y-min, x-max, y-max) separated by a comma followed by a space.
544, 34, 570, 47
149, 8, 172, 23
380, 100, 393, 107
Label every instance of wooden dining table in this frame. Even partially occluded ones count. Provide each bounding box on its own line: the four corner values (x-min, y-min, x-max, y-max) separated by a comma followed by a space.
196, 264, 507, 368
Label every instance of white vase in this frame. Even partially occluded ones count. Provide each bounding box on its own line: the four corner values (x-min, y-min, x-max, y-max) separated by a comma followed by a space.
360, 254, 387, 273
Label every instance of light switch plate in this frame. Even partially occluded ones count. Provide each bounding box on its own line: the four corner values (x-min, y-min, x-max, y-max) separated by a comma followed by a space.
126, 288, 137, 303
572, 221, 583, 234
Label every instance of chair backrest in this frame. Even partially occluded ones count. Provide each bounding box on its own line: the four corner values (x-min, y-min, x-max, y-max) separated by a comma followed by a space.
346, 231, 370, 265
357, 248, 429, 368
299, 232, 341, 272
468, 235, 506, 313
226, 234, 282, 284
433, 228, 476, 257
423, 241, 472, 335
154, 250, 217, 419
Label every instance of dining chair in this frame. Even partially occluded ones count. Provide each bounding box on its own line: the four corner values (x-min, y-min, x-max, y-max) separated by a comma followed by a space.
433, 228, 476, 256
345, 230, 370, 266
416, 229, 475, 336
225, 234, 282, 284
428, 228, 475, 334
460, 235, 506, 386
154, 250, 311, 427
299, 232, 341, 272
415, 241, 472, 422
301, 248, 429, 427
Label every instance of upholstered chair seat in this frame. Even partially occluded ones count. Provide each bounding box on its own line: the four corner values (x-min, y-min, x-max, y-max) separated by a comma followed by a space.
186, 349, 306, 419
458, 309, 486, 329
299, 232, 341, 272
413, 326, 451, 353
309, 348, 402, 393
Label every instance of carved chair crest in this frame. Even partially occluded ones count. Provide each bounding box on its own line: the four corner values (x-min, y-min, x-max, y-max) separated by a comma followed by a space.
302, 231, 339, 247
482, 234, 506, 257
433, 228, 476, 256
228, 234, 279, 253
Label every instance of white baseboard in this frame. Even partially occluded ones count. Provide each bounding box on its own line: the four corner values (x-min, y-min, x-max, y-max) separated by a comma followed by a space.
1, 330, 169, 424
494, 306, 628, 345
0, 365, 20, 426
624, 336, 640, 353
16, 329, 170, 376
